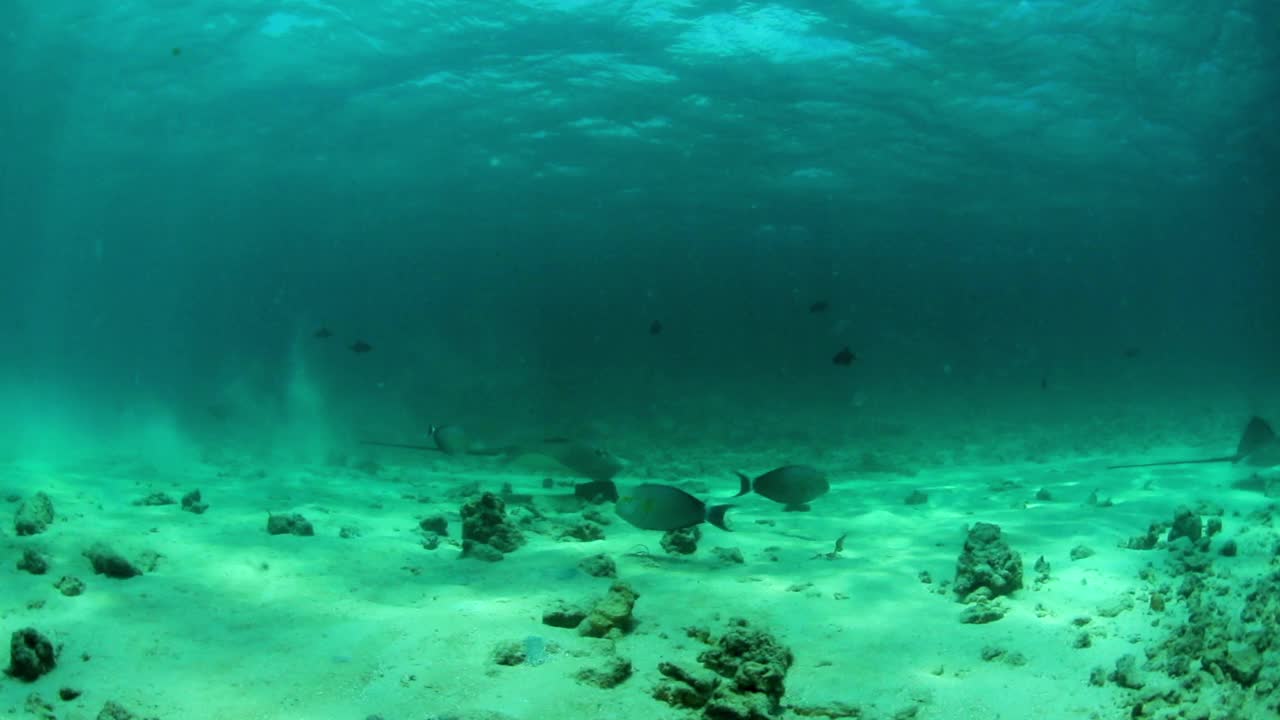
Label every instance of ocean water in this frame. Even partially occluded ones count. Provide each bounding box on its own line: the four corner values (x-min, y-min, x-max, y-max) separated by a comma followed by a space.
0, 1, 1277, 719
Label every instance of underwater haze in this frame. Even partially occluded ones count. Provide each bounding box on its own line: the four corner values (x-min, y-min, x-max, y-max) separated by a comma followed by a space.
1, 1, 1279, 718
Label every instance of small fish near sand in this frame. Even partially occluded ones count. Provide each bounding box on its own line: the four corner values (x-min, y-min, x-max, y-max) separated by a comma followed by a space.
313, 327, 333, 339
812, 532, 848, 560
735, 465, 830, 511
809, 300, 829, 314
349, 340, 373, 353
615, 483, 733, 532
832, 346, 856, 366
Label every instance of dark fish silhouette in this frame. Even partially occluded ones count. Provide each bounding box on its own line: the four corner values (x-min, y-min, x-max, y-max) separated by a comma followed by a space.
615, 483, 733, 531
575, 479, 620, 503
650, 320, 663, 335
832, 346, 856, 366
809, 300, 829, 314
349, 340, 373, 353
734, 465, 830, 511
1107, 416, 1279, 469
313, 327, 333, 339
1123, 347, 1141, 359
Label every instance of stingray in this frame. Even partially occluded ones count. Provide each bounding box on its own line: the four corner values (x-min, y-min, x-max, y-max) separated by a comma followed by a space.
502, 437, 624, 483
1107, 416, 1279, 470
362, 425, 490, 456
362, 429, 624, 482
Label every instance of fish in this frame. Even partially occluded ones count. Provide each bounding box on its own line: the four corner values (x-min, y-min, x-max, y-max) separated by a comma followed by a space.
809, 300, 829, 313
1107, 416, 1279, 470
349, 340, 373, 353
832, 346, 856, 366
812, 532, 848, 560
650, 320, 663, 335
575, 479, 620, 503
615, 483, 733, 531
313, 327, 333, 339
734, 465, 830, 511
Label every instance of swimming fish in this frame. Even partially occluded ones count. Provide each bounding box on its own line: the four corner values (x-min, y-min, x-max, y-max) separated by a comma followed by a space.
349, 340, 373, 353
575, 479, 621, 503
615, 483, 733, 531
812, 532, 848, 560
313, 327, 333, 339
832, 346, 855, 366
809, 300, 829, 314
734, 465, 830, 511
650, 320, 663, 335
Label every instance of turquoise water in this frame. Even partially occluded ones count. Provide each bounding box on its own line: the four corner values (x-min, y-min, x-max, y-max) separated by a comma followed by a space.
0, 1, 1277, 718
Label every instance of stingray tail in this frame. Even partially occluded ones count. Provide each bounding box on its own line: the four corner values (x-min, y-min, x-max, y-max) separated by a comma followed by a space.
707, 504, 734, 532
733, 472, 752, 497
360, 440, 443, 453
1106, 455, 1236, 470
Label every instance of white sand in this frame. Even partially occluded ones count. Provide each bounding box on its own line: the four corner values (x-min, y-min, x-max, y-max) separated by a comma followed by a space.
1, 429, 1275, 720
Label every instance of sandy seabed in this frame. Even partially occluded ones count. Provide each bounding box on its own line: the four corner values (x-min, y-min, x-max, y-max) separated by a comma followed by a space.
1, 421, 1277, 720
